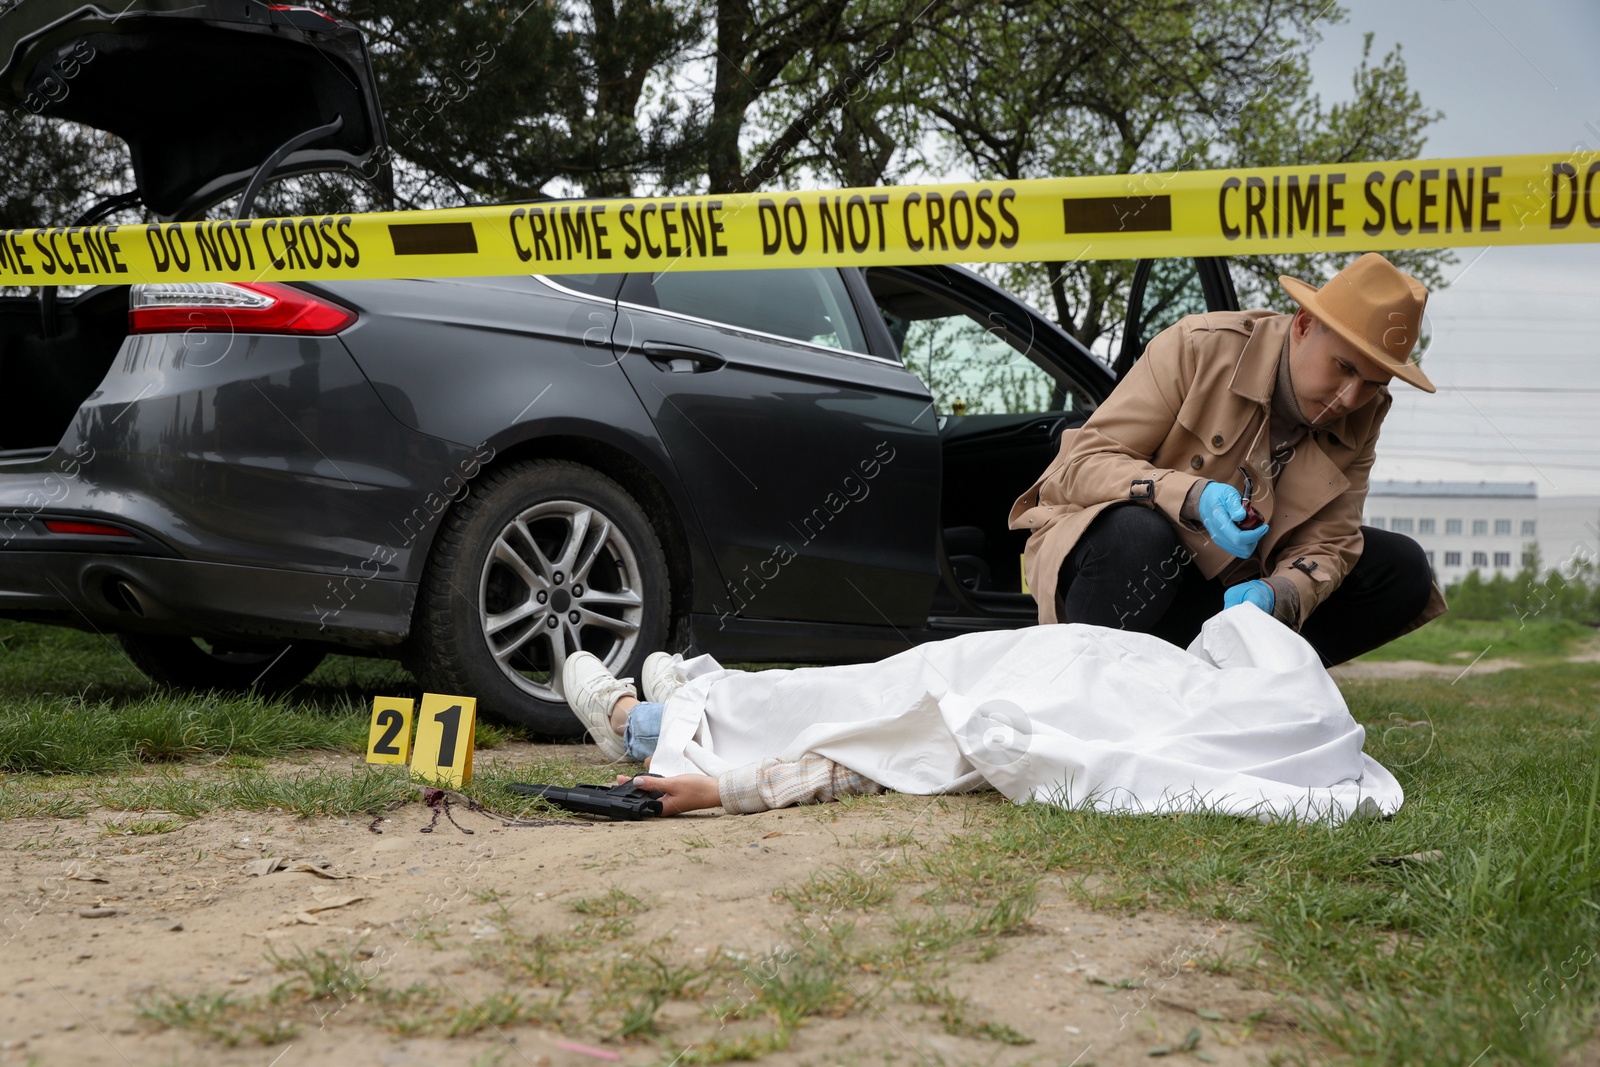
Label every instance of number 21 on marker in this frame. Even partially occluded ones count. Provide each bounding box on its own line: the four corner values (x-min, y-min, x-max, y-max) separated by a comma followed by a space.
410, 693, 477, 787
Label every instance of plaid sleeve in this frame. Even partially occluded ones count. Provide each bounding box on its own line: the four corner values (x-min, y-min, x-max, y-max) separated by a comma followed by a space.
717, 755, 885, 813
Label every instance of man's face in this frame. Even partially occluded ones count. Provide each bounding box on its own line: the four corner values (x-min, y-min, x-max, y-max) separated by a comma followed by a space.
1288, 308, 1394, 425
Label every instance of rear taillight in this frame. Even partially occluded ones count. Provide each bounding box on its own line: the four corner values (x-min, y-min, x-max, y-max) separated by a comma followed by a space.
42, 520, 136, 538
128, 282, 356, 336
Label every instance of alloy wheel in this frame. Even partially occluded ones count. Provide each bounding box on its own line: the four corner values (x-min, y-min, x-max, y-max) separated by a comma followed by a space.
477, 499, 645, 702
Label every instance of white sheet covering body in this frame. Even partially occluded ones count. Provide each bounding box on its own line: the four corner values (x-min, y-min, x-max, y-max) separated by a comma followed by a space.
648, 604, 1401, 824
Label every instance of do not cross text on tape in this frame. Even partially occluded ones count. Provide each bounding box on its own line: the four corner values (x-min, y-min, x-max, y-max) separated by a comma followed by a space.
1, 150, 1597, 286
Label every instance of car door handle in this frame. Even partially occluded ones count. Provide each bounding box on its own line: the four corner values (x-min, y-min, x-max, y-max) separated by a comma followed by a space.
640, 341, 725, 372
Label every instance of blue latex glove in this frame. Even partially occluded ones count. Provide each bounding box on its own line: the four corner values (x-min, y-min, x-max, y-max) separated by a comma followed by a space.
1224, 579, 1275, 612
1198, 481, 1270, 559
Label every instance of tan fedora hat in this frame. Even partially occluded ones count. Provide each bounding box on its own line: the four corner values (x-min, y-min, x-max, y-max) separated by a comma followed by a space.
1279, 252, 1434, 393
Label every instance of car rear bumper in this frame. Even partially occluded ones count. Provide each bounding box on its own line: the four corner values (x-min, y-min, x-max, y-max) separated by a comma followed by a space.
0, 551, 415, 648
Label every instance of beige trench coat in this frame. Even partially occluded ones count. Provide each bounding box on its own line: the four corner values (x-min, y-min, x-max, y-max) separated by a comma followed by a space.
1008, 310, 1447, 629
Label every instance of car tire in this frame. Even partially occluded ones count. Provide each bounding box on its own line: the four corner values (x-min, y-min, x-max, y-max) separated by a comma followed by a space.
118, 634, 326, 693
407, 459, 671, 737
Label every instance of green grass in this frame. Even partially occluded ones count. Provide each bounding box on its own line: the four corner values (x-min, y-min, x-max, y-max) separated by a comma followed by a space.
0, 618, 412, 696
93, 767, 419, 818
1355, 615, 1595, 664
0, 618, 569, 781
569, 886, 650, 918
940, 663, 1600, 1066
0, 692, 368, 774
8, 616, 1600, 1062
776, 862, 896, 912
0, 617, 610, 822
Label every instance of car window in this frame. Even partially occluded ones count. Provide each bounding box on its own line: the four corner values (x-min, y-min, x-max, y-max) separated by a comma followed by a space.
644, 268, 870, 354
875, 288, 1078, 416
1130, 257, 1211, 354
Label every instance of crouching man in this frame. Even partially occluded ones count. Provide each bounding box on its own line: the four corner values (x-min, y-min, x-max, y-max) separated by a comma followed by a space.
1008, 252, 1446, 666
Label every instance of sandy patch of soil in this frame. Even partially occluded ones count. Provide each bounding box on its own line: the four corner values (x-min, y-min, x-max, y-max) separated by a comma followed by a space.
1332, 632, 1600, 681
1561, 635, 1600, 663
1329, 657, 1526, 681
0, 745, 1310, 1066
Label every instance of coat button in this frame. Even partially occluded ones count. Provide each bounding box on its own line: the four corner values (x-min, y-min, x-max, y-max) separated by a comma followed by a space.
1211, 434, 1224, 448
1190, 455, 1203, 470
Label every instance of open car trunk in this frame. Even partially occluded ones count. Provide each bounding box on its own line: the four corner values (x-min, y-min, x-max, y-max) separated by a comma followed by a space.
0, 0, 390, 452
0, 0, 389, 220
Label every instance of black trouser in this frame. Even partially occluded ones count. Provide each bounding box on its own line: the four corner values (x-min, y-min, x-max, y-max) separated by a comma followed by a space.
1054, 504, 1434, 667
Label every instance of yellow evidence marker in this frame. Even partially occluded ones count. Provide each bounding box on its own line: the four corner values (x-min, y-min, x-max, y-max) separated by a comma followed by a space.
410, 693, 477, 787
366, 697, 415, 765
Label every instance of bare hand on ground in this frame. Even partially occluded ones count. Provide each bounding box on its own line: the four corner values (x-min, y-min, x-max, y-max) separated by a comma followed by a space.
618, 773, 721, 815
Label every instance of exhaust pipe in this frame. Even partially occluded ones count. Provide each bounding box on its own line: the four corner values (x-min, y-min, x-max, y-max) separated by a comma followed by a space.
106, 578, 167, 619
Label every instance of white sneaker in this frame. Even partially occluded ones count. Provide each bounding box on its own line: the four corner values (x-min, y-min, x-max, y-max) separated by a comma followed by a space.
641, 651, 687, 704
560, 651, 635, 761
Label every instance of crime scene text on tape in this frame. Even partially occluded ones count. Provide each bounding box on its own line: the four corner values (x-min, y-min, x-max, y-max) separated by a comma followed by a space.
3, 151, 1598, 287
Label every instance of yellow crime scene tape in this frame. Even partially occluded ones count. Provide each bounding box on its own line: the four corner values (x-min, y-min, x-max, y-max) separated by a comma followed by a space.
3, 150, 1598, 286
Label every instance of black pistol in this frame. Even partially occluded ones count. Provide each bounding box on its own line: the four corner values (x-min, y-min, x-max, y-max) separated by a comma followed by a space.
509, 777, 664, 820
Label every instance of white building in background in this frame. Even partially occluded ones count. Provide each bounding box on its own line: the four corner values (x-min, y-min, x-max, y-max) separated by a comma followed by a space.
1362, 482, 1600, 585
1534, 496, 1600, 576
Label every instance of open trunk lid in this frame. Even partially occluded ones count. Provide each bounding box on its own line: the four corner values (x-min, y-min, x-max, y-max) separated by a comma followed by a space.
0, 0, 389, 220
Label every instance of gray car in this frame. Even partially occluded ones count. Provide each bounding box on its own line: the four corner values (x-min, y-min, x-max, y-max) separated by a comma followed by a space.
0, 0, 1239, 734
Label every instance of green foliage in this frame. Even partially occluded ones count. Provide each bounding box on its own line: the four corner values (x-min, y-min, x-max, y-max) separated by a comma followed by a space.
326, 0, 706, 203
3, 0, 1444, 300
1446, 558, 1600, 626
898, 311, 1057, 415
876, 1, 1448, 349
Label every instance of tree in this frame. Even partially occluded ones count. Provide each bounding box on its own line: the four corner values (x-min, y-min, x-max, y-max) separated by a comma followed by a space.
0, 115, 125, 228
789, 0, 1448, 354
0, 116, 128, 297
325, 0, 706, 205
0, 0, 1450, 330
730, 0, 951, 190
336, 0, 948, 201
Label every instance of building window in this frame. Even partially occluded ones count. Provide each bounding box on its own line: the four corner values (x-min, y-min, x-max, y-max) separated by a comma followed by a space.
1472, 551, 1488, 566
1369, 516, 1386, 530
1494, 519, 1512, 536
1390, 517, 1414, 534
1419, 518, 1436, 534
1522, 550, 1538, 568
1494, 552, 1511, 567
1445, 551, 1461, 566
1446, 518, 1463, 535
1521, 519, 1537, 536
1472, 519, 1488, 536
1425, 550, 1436, 566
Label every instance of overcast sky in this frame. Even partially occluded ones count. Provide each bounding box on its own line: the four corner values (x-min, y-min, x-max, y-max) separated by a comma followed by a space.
1307, 0, 1600, 496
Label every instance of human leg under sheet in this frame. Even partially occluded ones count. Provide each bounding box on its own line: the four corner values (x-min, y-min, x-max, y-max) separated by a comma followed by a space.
640, 604, 1399, 824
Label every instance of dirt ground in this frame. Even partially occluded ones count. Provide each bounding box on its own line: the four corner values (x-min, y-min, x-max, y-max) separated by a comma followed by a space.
1, 746, 1312, 1067
1328, 656, 1527, 681
1328, 634, 1600, 682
